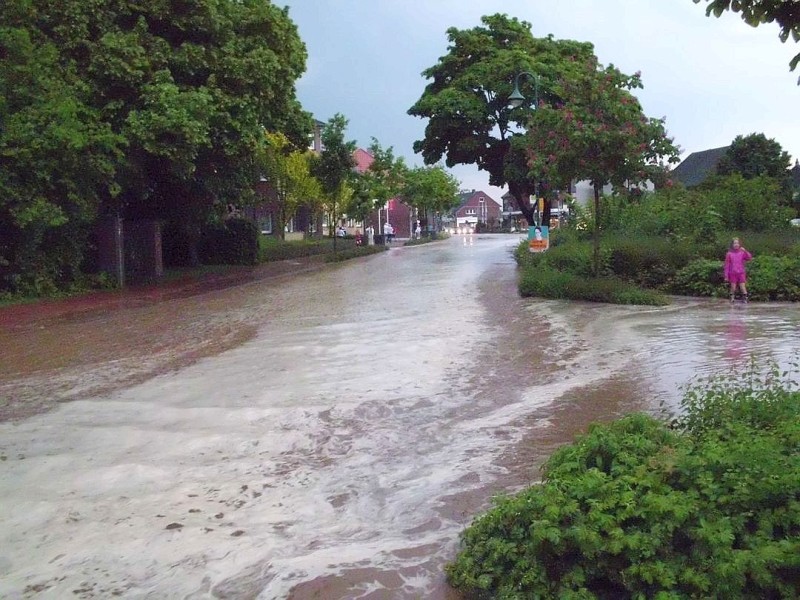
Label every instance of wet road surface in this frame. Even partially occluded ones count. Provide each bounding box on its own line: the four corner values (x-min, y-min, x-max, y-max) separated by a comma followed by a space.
0, 235, 798, 599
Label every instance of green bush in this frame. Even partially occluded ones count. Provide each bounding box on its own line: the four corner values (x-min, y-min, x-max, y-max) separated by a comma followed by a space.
324, 245, 387, 262
702, 174, 796, 232
747, 255, 800, 301
670, 259, 726, 297
199, 217, 259, 265
519, 263, 668, 306
606, 236, 695, 289
259, 237, 355, 262
447, 365, 800, 599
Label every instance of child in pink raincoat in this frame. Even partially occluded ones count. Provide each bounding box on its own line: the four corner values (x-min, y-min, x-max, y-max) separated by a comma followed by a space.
724, 237, 752, 303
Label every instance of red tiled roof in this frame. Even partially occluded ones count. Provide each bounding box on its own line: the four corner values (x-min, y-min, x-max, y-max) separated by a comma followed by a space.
353, 148, 374, 174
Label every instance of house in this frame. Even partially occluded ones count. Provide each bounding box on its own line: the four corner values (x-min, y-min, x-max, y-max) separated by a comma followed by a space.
791, 160, 800, 190
670, 146, 729, 188
451, 190, 501, 228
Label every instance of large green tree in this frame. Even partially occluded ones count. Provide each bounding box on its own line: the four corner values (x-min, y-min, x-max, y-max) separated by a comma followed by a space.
313, 114, 356, 247
257, 131, 321, 240
347, 139, 407, 225
715, 132, 793, 198
1, 0, 311, 286
525, 60, 679, 275
408, 14, 596, 226
401, 166, 461, 230
694, 0, 800, 75
0, 23, 125, 294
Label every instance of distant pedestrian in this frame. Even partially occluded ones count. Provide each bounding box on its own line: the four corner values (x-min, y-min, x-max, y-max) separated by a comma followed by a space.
383, 221, 393, 244
724, 237, 752, 303
415, 223, 422, 239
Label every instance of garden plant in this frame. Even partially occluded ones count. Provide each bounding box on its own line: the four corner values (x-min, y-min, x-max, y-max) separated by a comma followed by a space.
447, 360, 800, 598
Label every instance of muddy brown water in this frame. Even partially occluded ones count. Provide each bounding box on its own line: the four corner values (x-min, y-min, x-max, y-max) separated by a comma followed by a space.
0, 235, 797, 599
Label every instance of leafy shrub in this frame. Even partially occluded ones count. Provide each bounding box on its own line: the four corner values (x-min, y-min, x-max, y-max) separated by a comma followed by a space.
447, 364, 800, 599
324, 245, 388, 262
519, 263, 668, 305
747, 255, 800, 301
606, 236, 695, 289
199, 217, 259, 265
670, 259, 726, 297
518, 265, 573, 299
259, 237, 357, 262
702, 174, 796, 232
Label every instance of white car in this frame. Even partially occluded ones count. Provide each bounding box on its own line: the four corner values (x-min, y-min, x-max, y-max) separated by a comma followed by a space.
790, 218, 800, 228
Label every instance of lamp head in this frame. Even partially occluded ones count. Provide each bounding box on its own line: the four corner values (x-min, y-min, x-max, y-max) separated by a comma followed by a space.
507, 85, 525, 109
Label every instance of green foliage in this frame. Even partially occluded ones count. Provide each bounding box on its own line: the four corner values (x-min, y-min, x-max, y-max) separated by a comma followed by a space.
408, 13, 598, 224
605, 236, 695, 289
525, 57, 679, 275
0, 0, 311, 294
447, 364, 800, 599
401, 165, 461, 215
259, 237, 351, 262
199, 217, 259, 266
701, 174, 795, 231
669, 254, 800, 301
670, 259, 727, 297
694, 0, 800, 72
403, 233, 448, 246
716, 134, 793, 195
746, 255, 800, 301
518, 259, 668, 305
314, 114, 357, 235
324, 245, 388, 262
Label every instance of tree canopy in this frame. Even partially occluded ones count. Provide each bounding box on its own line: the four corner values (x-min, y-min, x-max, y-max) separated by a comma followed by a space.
401, 165, 462, 218
346, 139, 407, 225
313, 114, 356, 242
694, 0, 800, 75
408, 14, 597, 224
257, 131, 321, 240
715, 132, 793, 197
524, 57, 678, 274
1, 0, 311, 291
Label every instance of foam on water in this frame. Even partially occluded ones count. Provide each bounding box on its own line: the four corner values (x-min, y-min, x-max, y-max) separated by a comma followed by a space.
1, 237, 797, 599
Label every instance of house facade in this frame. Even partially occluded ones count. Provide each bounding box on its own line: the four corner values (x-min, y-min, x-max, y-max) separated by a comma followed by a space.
451, 190, 501, 228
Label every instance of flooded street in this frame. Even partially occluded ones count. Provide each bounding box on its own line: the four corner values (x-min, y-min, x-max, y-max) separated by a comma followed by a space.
1, 235, 798, 599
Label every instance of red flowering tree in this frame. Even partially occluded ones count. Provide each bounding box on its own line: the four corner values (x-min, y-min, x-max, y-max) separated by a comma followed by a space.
525, 61, 679, 274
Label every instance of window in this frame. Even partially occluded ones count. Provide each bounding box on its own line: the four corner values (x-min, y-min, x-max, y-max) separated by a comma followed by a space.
260, 215, 273, 234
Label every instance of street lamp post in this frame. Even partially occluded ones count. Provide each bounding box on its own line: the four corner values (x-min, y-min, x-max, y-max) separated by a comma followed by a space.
507, 71, 539, 110
508, 71, 545, 230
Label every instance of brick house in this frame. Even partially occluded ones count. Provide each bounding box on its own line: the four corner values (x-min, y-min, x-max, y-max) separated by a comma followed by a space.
451, 190, 501, 228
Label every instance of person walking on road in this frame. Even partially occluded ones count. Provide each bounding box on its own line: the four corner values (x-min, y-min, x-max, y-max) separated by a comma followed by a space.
724, 237, 752, 303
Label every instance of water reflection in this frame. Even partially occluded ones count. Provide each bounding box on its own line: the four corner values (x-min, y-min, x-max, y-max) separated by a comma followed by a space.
724, 307, 747, 364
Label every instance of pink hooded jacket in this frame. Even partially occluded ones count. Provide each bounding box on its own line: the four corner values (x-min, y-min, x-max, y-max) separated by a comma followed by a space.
724, 247, 752, 281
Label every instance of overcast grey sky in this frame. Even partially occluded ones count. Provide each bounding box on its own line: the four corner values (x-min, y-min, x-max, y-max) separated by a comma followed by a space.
280, 1, 799, 200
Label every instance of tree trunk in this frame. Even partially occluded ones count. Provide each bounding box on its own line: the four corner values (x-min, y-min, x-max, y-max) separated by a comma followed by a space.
277, 207, 286, 241
508, 181, 536, 226
593, 182, 601, 277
